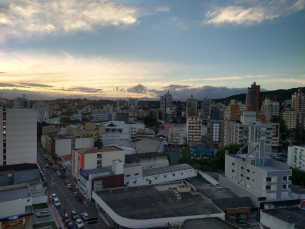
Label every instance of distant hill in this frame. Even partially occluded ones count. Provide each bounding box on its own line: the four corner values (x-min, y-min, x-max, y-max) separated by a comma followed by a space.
213, 87, 305, 104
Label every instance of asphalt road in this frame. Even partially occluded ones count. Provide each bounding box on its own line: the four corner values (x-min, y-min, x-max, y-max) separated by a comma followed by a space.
37, 146, 109, 229
166, 151, 181, 165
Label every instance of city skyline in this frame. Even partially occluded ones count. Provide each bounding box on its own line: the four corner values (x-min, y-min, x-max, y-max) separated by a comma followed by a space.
0, 0, 305, 100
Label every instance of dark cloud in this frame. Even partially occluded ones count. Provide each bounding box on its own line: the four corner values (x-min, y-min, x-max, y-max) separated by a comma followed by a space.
60, 87, 103, 93
0, 83, 17, 87
161, 84, 190, 91
127, 84, 148, 94
19, 83, 54, 88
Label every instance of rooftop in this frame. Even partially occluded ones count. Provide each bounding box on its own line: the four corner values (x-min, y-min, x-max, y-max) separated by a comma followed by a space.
103, 139, 134, 150
211, 197, 257, 210
262, 208, 305, 228
94, 183, 222, 220
290, 184, 305, 194
0, 188, 30, 203
135, 138, 164, 153
180, 217, 238, 229
125, 152, 166, 164
0, 163, 38, 172
61, 154, 72, 161
48, 134, 92, 140
74, 146, 122, 155
85, 166, 112, 175
143, 164, 192, 177
156, 129, 169, 137
198, 186, 237, 199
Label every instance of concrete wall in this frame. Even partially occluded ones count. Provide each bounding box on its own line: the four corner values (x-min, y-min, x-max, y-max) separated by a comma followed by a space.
198, 170, 219, 185
0, 196, 32, 219
32, 195, 48, 204
139, 157, 169, 170
84, 153, 98, 170
55, 139, 71, 157
260, 211, 293, 229
102, 151, 125, 167
14, 169, 40, 184
0, 170, 14, 186
124, 165, 143, 181
75, 137, 94, 149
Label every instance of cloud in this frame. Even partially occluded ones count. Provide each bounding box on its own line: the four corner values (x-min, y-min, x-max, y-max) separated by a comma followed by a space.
60, 87, 103, 93
162, 84, 190, 90
157, 7, 170, 12
182, 74, 274, 82
0, 83, 17, 87
127, 84, 148, 94
19, 83, 54, 88
300, 74, 305, 77
205, 0, 305, 26
0, 0, 141, 42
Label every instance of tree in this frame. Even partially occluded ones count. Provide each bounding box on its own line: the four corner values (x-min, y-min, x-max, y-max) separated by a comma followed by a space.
179, 117, 186, 124
160, 152, 171, 165
290, 167, 305, 185
52, 153, 58, 164
179, 146, 192, 162
60, 117, 71, 123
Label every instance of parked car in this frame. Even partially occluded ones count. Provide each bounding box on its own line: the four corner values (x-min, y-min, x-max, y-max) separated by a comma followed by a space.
73, 192, 81, 201
67, 223, 74, 229
50, 193, 58, 202
54, 198, 61, 206
75, 219, 84, 228
56, 171, 61, 176
64, 181, 70, 185
45, 164, 49, 168
36, 211, 50, 218
52, 165, 58, 171
63, 213, 71, 224
80, 213, 89, 221
71, 211, 79, 220
66, 183, 72, 189
48, 161, 53, 166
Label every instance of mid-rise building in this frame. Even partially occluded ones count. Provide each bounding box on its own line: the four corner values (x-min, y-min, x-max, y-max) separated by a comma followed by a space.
100, 121, 131, 143
200, 96, 212, 121
186, 95, 198, 117
160, 91, 172, 121
44, 134, 94, 157
292, 88, 305, 112
0, 106, 37, 166
261, 98, 279, 121
127, 98, 138, 109
116, 111, 129, 123
33, 102, 49, 122
299, 112, 305, 128
168, 127, 186, 145
187, 116, 202, 143
116, 99, 125, 108
246, 82, 260, 111
207, 118, 224, 145
129, 123, 145, 142
283, 110, 298, 129
287, 145, 305, 170
90, 113, 109, 122
103, 104, 113, 113
264, 122, 280, 147
72, 123, 105, 142
136, 129, 155, 141
220, 140, 299, 208
223, 100, 246, 119
13, 94, 30, 108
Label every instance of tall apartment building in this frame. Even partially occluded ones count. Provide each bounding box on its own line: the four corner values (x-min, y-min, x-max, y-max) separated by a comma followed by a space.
160, 91, 172, 121
223, 100, 247, 119
187, 116, 202, 143
33, 102, 49, 123
116, 99, 125, 108
186, 95, 198, 117
0, 105, 37, 166
299, 112, 305, 128
261, 98, 279, 121
13, 94, 30, 108
168, 127, 186, 145
223, 111, 273, 146
246, 82, 260, 111
261, 94, 277, 104
287, 145, 305, 171
283, 110, 298, 129
207, 118, 224, 145
116, 111, 129, 123
200, 97, 211, 121
292, 88, 305, 112
220, 140, 299, 208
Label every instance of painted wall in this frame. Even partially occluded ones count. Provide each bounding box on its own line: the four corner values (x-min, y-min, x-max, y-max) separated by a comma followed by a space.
75, 137, 94, 149
55, 139, 71, 157
102, 151, 125, 167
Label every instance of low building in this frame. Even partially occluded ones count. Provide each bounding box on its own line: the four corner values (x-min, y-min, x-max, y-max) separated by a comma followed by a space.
168, 127, 185, 145
129, 123, 145, 142
156, 129, 169, 140
92, 182, 225, 228
45, 134, 94, 157
125, 152, 169, 170
91, 113, 109, 122
180, 217, 238, 229
287, 145, 305, 170
261, 208, 305, 229
103, 139, 136, 154
72, 147, 125, 179
135, 138, 166, 154
136, 129, 155, 141
60, 154, 72, 168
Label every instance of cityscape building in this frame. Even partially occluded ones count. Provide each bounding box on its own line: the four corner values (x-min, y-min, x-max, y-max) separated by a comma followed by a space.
246, 82, 260, 111
186, 95, 198, 117
292, 88, 305, 112
261, 98, 279, 121
160, 91, 172, 121
187, 116, 202, 143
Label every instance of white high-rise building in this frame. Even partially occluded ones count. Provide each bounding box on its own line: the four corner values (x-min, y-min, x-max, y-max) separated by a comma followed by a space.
287, 145, 305, 171
33, 102, 49, 122
0, 105, 37, 166
261, 98, 279, 121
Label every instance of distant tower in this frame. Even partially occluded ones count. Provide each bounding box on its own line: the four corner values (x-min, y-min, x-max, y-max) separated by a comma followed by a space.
246, 82, 260, 111
160, 91, 172, 121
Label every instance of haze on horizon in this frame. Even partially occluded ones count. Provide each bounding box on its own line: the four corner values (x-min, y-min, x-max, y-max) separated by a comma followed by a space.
0, 0, 305, 101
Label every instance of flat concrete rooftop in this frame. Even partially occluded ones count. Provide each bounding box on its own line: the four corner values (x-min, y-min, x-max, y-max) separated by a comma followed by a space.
95, 183, 222, 220
0, 188, 30, 203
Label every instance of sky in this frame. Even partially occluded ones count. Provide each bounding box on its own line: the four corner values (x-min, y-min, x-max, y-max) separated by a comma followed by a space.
0, 0, 305, 100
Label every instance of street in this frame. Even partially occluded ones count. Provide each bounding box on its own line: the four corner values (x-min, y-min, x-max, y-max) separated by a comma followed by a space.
36, 146, 109, 229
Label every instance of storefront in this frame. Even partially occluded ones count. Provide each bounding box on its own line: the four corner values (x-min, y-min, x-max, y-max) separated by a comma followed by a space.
0, 207, 33, 229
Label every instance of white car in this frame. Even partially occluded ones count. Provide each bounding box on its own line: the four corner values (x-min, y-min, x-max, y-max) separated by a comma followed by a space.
76, 219, 84, 228
50, 194, 58, 202
46, 164, 49, 168
54, 198, 61, 206
66, 184, 72, 189
80, 213, 89, 220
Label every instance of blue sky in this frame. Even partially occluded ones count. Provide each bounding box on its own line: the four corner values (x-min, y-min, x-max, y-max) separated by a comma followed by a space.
0, 0, 304, 100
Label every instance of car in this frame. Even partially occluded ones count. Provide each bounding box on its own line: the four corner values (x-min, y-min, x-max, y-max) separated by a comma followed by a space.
56, 171, 61, 176
48, 161, 53, 165
45, 164, 49, 168
63, 213, 71, 224
73, 193, 81, 201
64, 181, 70, 185
66, 223, 74, 229
75, 219, 84, 228
52, 165, 58, 171
71, 211, 79, 220
80, 213, 89, 221
50, 193, 58, 201
36, 211, 50, 218
66, 183, 72, 188
54, 198, 61, 206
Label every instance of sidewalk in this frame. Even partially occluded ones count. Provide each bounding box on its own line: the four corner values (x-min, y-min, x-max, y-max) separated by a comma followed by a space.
48, 203, 64, 229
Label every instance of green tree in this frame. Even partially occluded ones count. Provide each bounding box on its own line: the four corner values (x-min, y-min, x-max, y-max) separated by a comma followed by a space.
290, 167, 305, 185
52, 153, 58, 164
179, 117, 186, 124
60, 117, 71, 123
160, 152, 171, 165
179, 146, 192, 162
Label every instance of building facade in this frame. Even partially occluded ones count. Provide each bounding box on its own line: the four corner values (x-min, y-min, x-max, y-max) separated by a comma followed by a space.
283, 110, 298, 129
186, 95, 198, 117
160, 91, 172, 121
287, 145, 305, 171
33, 102, 49, 123
246, 82, 260, 111
207, 118, 224, 145
187, 116, 202, 143
261, 98, 279, 121
292, 88, 305, 112
168, 127, 186, 145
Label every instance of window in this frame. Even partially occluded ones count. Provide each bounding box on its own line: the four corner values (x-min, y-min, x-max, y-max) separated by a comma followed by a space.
247, 177, 250, 180
266, 185, 271, 190
133, 180, 137, 184
232, 162, 235, 166
251, 160, 256, 165
232, 169, 235, 173
126, 174, 130, 177
241, 166, 243, 170
266, 177, 271, 182
172, 173, 175, 176
135, 173, 139, 176
247, 169, 250, 173
241, 174, 244, 177
282, 185, 287, 189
